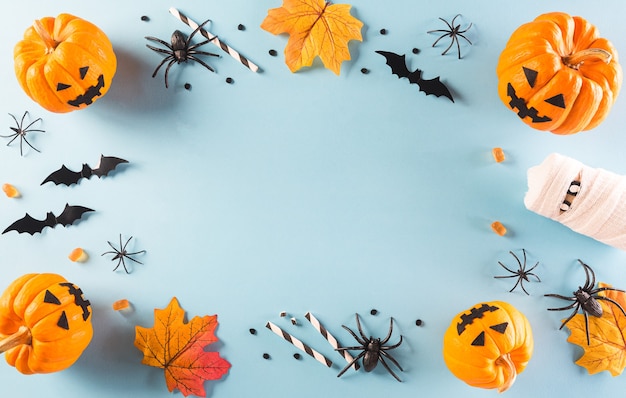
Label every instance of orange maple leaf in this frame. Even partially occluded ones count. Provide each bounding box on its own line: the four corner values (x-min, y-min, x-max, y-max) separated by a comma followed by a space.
565, 283, 626, 376
261, 0, 363, 74
134, 297, 231, 397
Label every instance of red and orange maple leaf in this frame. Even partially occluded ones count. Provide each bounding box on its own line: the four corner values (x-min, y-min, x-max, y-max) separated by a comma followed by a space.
134, 297, 231, 397
261, 0, 363, 74
565, 283, 626, 376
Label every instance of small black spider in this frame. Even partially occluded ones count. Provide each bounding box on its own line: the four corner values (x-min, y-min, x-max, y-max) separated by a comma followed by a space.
145, 19, 219, 88
101, 234, 146, 274
427, 14, 472, 59
336, 313, 403, 382
494, 249, 541, 295
545, 259, 626, 345
1, 111, 44, 156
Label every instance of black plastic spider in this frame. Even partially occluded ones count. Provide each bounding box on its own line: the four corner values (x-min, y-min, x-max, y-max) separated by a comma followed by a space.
145, 19, 219, 88
1, 111, 44, 156
545, 259, 626, 345
336, 313, 404, 382
101, 234, 146, 274
427, 14, 472, 59
494, 249, 541, 295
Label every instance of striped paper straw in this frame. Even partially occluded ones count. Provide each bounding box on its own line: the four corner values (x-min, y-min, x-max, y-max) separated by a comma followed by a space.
305, 312, 359, 371
265, 321, 333, 368
169, 7, 260, 73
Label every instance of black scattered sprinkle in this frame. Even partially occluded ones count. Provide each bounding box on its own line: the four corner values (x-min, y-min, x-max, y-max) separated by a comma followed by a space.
269, 49, 278, 56
379, 28, 387, 35
360, 68, 369, 74
226, 77, 234, 84
293, 353, 301, 360
370, 309, 378, 316
238, 24, 245, 31
141, 15, 150, 22
184, 83, 192, 90
263, 353, 270, 359
415, 319, 423, 327
412, 48, 420, 54
249, 328, 257, 335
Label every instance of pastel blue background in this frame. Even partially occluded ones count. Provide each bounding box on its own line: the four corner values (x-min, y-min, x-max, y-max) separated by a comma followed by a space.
1, 1, 626, 397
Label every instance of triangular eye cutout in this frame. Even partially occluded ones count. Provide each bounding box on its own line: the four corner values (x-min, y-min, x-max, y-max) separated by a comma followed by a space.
57, 311, 69, 330
490, 322, 509, 334
79, 66, 89, 80
471, 331, 485, 346
523, 67, 538, 88
56, 83, 71, 91
44, 290, 61, 305
545, 94, 566, 109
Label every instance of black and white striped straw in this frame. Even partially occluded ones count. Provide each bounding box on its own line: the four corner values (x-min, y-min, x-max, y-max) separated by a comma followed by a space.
305, 312, 359, 371
266, 321, 333, 367
169, 7, 260, 73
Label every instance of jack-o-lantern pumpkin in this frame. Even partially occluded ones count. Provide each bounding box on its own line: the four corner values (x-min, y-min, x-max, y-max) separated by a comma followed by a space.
496, 12, 622, 135
0, 273, 93, 374
442, 301, 533, 392
14, 13, 117, 113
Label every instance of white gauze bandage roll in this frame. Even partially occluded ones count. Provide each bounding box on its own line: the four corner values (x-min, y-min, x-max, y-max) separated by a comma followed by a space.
524, 153, 626, 251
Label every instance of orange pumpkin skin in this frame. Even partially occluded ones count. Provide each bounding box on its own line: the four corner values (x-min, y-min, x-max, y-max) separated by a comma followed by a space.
496, 12, 622, 135
14, 13, 117, 113
0, 273, 93, 374
442, 301, 533, 392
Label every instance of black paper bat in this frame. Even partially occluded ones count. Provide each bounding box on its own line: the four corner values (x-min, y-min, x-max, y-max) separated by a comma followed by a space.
41, 154, 128, 186
2, 204, 94, 235
376, 50, 454, 102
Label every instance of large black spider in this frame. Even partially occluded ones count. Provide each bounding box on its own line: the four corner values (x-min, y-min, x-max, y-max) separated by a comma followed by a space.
336, 313, 404, 382
545, 259, 626, 345
101, 234, 146, 274
494, 249, 541, 295
145, 19, 219, 88
427, 14, 472, 59
1, 111, 44, 156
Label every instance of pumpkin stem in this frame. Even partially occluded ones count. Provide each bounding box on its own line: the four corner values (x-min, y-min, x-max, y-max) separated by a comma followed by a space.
32, 19, 58, 54
563, 48, 612, 70
0, 326, 32, 354
495, 352, 517, 393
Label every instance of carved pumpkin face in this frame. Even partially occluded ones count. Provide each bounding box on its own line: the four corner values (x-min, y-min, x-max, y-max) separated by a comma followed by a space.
496, 12, 622, 135
442, 301, 533, 392
0, 273, 93, 374
14, 13, 117, 113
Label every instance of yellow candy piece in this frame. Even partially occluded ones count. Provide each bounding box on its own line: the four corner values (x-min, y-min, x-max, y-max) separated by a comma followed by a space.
68, 248, 88, 263
491, 221, 507, 236
2, 183, 20, 198
492, 147, 505, 163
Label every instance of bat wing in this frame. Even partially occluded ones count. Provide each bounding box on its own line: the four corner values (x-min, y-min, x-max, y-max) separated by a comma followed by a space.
41, 165, 82, 186
92, 155, 128, 178
416, 76, 454, 102
2, 213, 51, 235
376, 50, 411, 79
55, 204, 95, 227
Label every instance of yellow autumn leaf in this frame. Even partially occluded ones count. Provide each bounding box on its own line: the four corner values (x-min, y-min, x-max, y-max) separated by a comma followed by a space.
565, 283, 626, 376
261, 0, 363, 74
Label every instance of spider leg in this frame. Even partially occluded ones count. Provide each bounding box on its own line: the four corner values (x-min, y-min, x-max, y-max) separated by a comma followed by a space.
8, 113, 20, 126
163, 59, 178, 88
22, 117, 43, 132
377, 355, 402, 382
545, 293, 577, 301
121, 257, 131, 274
336, 345, 368, 351
343, 323, 367, 346
111, 256, 123, 272
496, 261, 518, 275
187, 49, 220, 58
145, 36, 174, 50
355, 314, 369, 342
519, 278, 530, 295
589, 286, 626, 295
187, 56, 216, 73
151, 56, 175, 78
494, 275, 518, 279
526, 272, 541, 282
546, 301, 578, 311
121, 235, 131, 252
379, 349, 404, 371
146, 45, 175, 56
186, 19, 212, 46
441, 37, 455, 56
579, 260, 595, 290
122, 253, 146, 265
440, 16, 455, 31
20, 135, 40, 153
456, 32, 473, 45
381, 334, 403, 350
508, 277, 523, 294
583, 311, 591, 345
187, 37, 217, 52
557, 304, 582, 330
337, 351, 365, 378
380, 318, 395, 345
2, 134, 19, 145
429, 33, 450, 48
